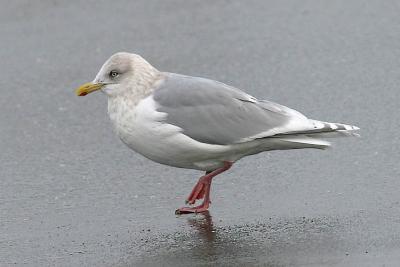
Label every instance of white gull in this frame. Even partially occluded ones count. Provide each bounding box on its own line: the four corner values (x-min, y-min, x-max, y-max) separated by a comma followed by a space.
75, 52, 359, 214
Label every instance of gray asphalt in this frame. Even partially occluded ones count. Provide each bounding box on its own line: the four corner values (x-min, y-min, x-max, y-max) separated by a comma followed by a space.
1, 1, 399, 266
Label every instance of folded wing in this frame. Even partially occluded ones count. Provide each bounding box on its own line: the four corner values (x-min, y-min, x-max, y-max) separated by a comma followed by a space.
152, 73, 353, 145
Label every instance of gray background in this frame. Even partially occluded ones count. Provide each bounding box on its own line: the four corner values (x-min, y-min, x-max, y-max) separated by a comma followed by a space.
1, 1, 399, 266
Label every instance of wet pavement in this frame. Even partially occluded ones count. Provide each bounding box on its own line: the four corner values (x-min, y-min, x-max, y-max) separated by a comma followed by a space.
1, 1, 400, 266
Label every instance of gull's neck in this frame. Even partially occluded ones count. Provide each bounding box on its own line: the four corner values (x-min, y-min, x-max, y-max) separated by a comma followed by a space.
107, 67, 164, 128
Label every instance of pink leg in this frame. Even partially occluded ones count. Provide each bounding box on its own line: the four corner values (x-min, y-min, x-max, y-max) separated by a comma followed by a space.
185, 172, 211, 205
175, 161, 233, 214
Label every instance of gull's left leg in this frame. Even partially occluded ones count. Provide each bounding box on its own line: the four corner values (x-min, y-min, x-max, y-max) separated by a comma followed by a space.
175, 161, 233, 214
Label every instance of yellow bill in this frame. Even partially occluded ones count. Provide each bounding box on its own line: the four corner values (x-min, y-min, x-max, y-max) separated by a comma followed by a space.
75, 82, 104, 96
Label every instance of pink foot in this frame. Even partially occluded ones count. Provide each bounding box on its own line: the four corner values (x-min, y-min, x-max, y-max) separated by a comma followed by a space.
175, 202, 210, 214
176, 161, 233, 214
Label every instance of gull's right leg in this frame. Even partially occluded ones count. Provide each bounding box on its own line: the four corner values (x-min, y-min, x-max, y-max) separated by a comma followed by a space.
176, 162, 233, 214
185, 171, 212, 205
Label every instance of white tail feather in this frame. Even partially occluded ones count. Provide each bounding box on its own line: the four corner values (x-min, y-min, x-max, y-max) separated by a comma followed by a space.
277, 135, 331, 149
272, 120, 359, 150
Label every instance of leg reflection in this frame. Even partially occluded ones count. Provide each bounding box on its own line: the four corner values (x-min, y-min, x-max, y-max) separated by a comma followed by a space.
187, 211, 215, 243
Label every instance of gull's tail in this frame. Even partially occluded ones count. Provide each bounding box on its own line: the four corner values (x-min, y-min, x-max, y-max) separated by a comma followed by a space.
275, 119, 360, 149
296, 119, 360, 137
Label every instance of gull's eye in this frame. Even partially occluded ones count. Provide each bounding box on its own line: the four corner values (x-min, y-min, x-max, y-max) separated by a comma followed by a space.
109, 70, 119, 78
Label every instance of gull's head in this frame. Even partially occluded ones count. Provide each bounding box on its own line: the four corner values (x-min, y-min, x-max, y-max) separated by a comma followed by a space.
75, 52, 157, 97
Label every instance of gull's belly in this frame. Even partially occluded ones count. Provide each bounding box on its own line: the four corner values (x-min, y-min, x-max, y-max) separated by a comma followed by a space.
116, 119, 230, 170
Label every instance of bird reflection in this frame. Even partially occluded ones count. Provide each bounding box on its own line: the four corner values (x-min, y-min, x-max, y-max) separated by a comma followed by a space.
187, 211, 215, 242
185, 211, 218, 258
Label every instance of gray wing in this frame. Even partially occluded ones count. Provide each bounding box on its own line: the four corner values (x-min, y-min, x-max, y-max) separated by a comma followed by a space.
153, 73, 305, 145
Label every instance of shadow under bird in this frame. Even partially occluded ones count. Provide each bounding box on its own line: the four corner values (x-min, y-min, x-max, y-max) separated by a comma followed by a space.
75, 52, 359, 214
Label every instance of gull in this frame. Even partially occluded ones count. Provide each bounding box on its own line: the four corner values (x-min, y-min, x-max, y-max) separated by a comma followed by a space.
75, 52, 359, 214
